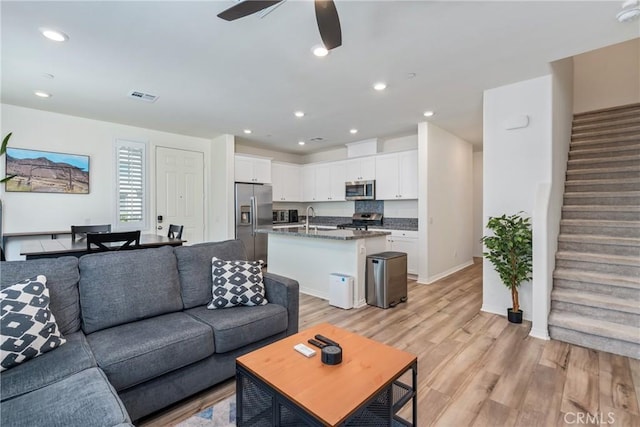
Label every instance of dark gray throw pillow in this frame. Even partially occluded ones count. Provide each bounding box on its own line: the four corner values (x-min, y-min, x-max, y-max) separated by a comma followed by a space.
208, 257, 268, 309
0, 275, 66, 371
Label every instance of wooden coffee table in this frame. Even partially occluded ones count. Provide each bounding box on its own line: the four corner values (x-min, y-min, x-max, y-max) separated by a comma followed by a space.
236, 323, 417, 426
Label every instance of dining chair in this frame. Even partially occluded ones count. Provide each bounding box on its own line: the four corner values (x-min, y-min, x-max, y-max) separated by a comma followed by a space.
86, 230, 141, 253
167, 224, 184, 240
71, 224, 111, 241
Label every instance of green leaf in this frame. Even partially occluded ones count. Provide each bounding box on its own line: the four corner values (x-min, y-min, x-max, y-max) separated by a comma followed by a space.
1, 132, 11, 156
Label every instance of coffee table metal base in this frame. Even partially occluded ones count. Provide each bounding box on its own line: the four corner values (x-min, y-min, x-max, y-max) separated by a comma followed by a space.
236, 362, 417, 426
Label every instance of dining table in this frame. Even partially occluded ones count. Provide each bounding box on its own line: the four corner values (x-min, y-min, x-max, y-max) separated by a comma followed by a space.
20, 234, 185, 260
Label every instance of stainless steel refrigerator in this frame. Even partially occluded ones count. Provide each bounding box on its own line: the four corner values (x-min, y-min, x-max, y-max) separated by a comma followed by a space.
235, 183, 272, 263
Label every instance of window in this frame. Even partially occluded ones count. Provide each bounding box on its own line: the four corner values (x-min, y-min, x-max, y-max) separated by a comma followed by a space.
115, 139, 146, 229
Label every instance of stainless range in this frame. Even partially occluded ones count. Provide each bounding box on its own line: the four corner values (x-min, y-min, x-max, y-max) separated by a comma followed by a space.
336, 213, 383, 231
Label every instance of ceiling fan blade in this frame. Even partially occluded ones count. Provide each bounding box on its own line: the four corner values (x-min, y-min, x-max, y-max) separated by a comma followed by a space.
314, 0, 342, 50
218, 0, 283, 21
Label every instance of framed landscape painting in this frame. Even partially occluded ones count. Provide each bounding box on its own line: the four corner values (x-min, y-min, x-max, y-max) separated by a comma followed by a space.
5, 148, 90, 194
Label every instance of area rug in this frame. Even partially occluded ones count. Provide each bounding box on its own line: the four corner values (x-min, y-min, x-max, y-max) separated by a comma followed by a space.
177, 395, 236, 427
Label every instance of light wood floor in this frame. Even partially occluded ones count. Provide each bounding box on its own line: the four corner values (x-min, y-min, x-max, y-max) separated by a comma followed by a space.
140, 260, 640, 426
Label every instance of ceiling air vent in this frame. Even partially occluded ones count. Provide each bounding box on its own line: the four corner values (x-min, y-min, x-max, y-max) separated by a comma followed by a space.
310, 137, 324, 142
128, 90, 158, 103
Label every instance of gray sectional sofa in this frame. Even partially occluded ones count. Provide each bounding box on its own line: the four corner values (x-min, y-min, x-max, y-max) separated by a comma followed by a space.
0, 239, 299, 426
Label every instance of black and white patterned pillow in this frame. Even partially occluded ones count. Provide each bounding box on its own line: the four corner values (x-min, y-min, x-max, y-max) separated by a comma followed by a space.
207, 257, 268, 309
0, 275, 66, 371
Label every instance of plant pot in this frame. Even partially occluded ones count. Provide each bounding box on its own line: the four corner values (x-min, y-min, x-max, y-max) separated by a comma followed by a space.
507, 308, 523, 324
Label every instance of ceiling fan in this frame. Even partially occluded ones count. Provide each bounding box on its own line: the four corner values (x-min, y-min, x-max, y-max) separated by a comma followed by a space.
217, 0, 342, 50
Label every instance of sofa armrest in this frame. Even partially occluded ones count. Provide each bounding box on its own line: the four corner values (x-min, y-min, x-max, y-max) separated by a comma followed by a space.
263, 272, 299, 336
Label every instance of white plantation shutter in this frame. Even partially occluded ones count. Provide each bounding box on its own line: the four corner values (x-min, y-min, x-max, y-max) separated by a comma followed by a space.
115, 140, 146, 228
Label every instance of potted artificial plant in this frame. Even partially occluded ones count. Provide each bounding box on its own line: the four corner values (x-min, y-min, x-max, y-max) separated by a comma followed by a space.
481, 212, 533, 323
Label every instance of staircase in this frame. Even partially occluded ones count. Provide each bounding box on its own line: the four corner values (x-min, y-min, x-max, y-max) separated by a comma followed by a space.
548, 103, 640, 359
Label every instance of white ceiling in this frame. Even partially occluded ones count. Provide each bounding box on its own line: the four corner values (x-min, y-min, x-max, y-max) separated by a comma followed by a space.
1, 1, 637, 154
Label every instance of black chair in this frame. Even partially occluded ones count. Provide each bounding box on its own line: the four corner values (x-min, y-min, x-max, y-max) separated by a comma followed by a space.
167, 224, 184, 240
71, 224, 111, 241
86, 231, 141, 253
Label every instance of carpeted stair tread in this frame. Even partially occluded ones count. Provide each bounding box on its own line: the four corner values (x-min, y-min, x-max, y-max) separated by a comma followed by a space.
560, 219, 640, 228
573, 104, 640, 122
566, 165, 640, 176
567, 154, 640, 166
562, 205, 640, 212
553, 268, 640, 289
558, 234, 640, 247
573, 116, 640, 132
551, 288, 640, 315
570, 133, 640, 148
556, 251, 639, 267
569, 144, 640, 158
572, 125, 640, 139
548, 312, 639, 344
565, 177, 640, 186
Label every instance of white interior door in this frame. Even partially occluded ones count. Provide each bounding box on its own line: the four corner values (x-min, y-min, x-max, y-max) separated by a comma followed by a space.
156, 147, 204, 244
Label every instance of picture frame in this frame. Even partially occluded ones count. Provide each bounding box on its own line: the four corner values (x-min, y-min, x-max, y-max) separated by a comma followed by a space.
5, 148, 90, 194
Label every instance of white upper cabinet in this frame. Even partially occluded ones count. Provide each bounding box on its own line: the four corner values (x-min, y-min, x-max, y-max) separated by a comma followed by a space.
234, 155, 272, 183
344, 156, 376, 182
272, 162, 302, 202
374, 150, 418, 200
302, 162, 346, 202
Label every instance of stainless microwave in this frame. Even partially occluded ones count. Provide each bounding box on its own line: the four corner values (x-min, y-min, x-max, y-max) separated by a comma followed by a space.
345, 180, 375, 201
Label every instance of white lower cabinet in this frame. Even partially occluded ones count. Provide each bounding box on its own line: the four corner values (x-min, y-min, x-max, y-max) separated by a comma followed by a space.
372, 229, 418, 275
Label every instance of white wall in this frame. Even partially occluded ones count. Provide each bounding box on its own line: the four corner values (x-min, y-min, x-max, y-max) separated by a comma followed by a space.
472, 151, 483, 258
574, 38, 640, 113
417, 122, 474, 284
483, 75, 553, 321
1, 104, 212, 258
420, 123, 474, 284
209, 134, 236, 242
530, 57, 573, 339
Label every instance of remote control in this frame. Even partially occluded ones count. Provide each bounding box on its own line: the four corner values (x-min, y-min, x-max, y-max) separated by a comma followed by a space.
307, 338, 327, 349
294, 343, 316, 357
314, 334, 341, 348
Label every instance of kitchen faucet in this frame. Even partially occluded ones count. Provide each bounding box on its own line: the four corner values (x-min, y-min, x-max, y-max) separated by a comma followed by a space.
305, 206, 316, 232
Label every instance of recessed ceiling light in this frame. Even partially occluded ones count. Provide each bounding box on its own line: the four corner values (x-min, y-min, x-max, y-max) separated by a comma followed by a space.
243, 129, 252, 134
350, 129, 358, 134
373, 82, 387, 91
298, 141, 305, 146
294, 111, 305, 118
423, 111, 435, 117
40, 29, 68, 42
617, 0, 640, 22
312, 46, 329, 57
34, 90, 52, 98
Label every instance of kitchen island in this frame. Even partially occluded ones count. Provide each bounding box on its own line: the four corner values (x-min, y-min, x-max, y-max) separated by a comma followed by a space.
257, 227, 390, 307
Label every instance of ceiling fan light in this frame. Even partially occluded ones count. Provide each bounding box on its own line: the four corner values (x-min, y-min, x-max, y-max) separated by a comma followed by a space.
40, 28, 68, 42
312, 46, 329, 57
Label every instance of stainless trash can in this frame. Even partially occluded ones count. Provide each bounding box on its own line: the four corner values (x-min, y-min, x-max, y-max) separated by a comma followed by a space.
366, 251, 408, 308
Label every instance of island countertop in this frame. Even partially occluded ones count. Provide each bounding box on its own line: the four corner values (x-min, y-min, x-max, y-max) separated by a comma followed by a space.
256, 226, 390, 240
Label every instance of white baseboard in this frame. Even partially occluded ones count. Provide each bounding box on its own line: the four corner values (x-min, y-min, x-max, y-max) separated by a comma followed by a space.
423, 260, 474, 284
529, 327, 550, 340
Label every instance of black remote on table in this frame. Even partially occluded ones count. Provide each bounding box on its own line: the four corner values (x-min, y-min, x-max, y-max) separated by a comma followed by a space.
314, 334, 341, 348
307, 338, 327, 349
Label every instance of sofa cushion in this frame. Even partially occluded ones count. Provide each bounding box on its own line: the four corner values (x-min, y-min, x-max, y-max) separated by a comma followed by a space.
208, 257, 268, 309
0, 257, 80, 335
185, 304, 287, 353
1, 275, 67, 371
0, 367, 133, 427
87, 312, 214, 391
1, 332, 96, 402
174, 240, 248, 309
79, 246, 183, 334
